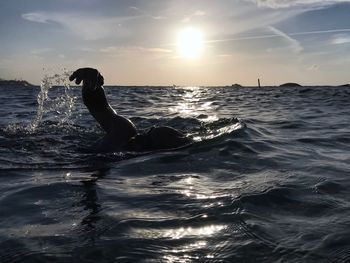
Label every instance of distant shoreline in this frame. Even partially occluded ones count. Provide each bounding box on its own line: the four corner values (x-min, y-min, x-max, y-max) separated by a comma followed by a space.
0, 79, 349, 88
0, 79, 35, 87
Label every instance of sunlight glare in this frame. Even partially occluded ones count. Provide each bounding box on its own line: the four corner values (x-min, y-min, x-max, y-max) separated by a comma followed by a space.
177, 27, 203, 58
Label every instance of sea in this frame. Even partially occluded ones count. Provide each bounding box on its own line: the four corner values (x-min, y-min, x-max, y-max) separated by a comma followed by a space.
0, 73, 349, 262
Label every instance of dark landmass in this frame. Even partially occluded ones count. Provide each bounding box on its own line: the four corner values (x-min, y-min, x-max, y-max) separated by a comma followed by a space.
279, 83, 302, 87
0, 78, 35, 87
231, 83, 242, 88
339, 84, 350, 87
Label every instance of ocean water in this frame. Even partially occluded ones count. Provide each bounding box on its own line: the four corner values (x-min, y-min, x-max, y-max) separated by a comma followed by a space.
0, 74, 350, 262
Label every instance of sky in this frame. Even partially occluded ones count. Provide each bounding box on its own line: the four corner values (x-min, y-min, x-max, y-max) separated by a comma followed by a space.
1, 0, 350, 86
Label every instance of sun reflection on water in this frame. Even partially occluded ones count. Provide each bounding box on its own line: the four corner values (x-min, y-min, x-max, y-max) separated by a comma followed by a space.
161, 227, 224, 262
165, 225, 225, 239
169, 87, 218, 122
168, 87, 245, 143
176, 174, 238, 201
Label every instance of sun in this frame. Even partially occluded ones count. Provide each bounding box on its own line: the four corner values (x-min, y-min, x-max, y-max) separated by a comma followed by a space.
177, 27, 203, 59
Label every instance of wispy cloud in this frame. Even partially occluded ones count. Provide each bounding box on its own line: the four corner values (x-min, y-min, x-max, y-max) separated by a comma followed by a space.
22, 13, 50, 23
207, 28, 350, 43
307, 64, 319, 70
22, 12, 133, 40
332, 34, 350, 44
99, 46, 172, 56
182, 10, 206, 23
129, 6, 165, 20
30, 48, 54, 55
251, 0, 350, 8
268, 26, 303, 53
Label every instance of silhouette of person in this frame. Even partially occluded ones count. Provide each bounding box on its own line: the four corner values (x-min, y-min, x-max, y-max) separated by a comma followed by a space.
69, 68, 192, 152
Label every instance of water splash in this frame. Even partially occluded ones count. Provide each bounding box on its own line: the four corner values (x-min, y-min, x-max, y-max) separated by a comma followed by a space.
3, 70, 76, 135
27, 70, 76, 133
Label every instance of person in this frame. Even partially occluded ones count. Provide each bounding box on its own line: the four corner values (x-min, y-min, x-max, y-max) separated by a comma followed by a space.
69, 68, 192, 152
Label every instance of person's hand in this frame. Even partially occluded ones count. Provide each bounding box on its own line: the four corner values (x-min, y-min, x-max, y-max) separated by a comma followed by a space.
69, 68, 104, 88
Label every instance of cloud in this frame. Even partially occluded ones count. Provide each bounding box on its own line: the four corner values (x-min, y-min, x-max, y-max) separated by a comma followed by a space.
30, 48, 54, 55
75, 47, 95, 52
207, 26, 304, 54
99, 46, 172, 56
268, 26, 303, 53
182, 10, 206, 23
22, 12, 133, 40
251, 0, 350, 8
99, 46, 119, 53
194, 10, 206, 16
207, 28, 350, 45
307, 64, 319, 70
332, 34, 350, 44
22, 13, 50, 23
129, 6, 165, 20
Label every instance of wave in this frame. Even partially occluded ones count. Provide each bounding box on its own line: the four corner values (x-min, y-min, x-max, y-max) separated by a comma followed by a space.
1, 81, 350, 262
1, 116, 246, 169
0, 73, 246, 169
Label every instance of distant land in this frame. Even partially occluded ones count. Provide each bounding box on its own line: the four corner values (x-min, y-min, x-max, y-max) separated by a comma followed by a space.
0, 78, 349, 88
0, 78, 35, 87
279, 83, 302, 87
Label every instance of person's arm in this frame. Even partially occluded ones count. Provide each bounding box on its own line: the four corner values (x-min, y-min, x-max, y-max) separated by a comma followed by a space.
69, 67, 104, 90
70, 68, 112, 132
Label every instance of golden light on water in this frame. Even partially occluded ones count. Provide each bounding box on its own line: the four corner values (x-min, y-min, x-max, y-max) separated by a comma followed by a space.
165, 225, 226, 239
177, 27, 203, 58
168, 87, 218, 123
129, 224, 226, 240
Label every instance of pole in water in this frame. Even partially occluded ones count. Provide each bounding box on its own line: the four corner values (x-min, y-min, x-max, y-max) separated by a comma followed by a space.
258, 78, 261, 88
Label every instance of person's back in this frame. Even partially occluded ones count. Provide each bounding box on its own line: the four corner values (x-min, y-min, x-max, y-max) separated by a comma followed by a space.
126, 126, 192, 151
